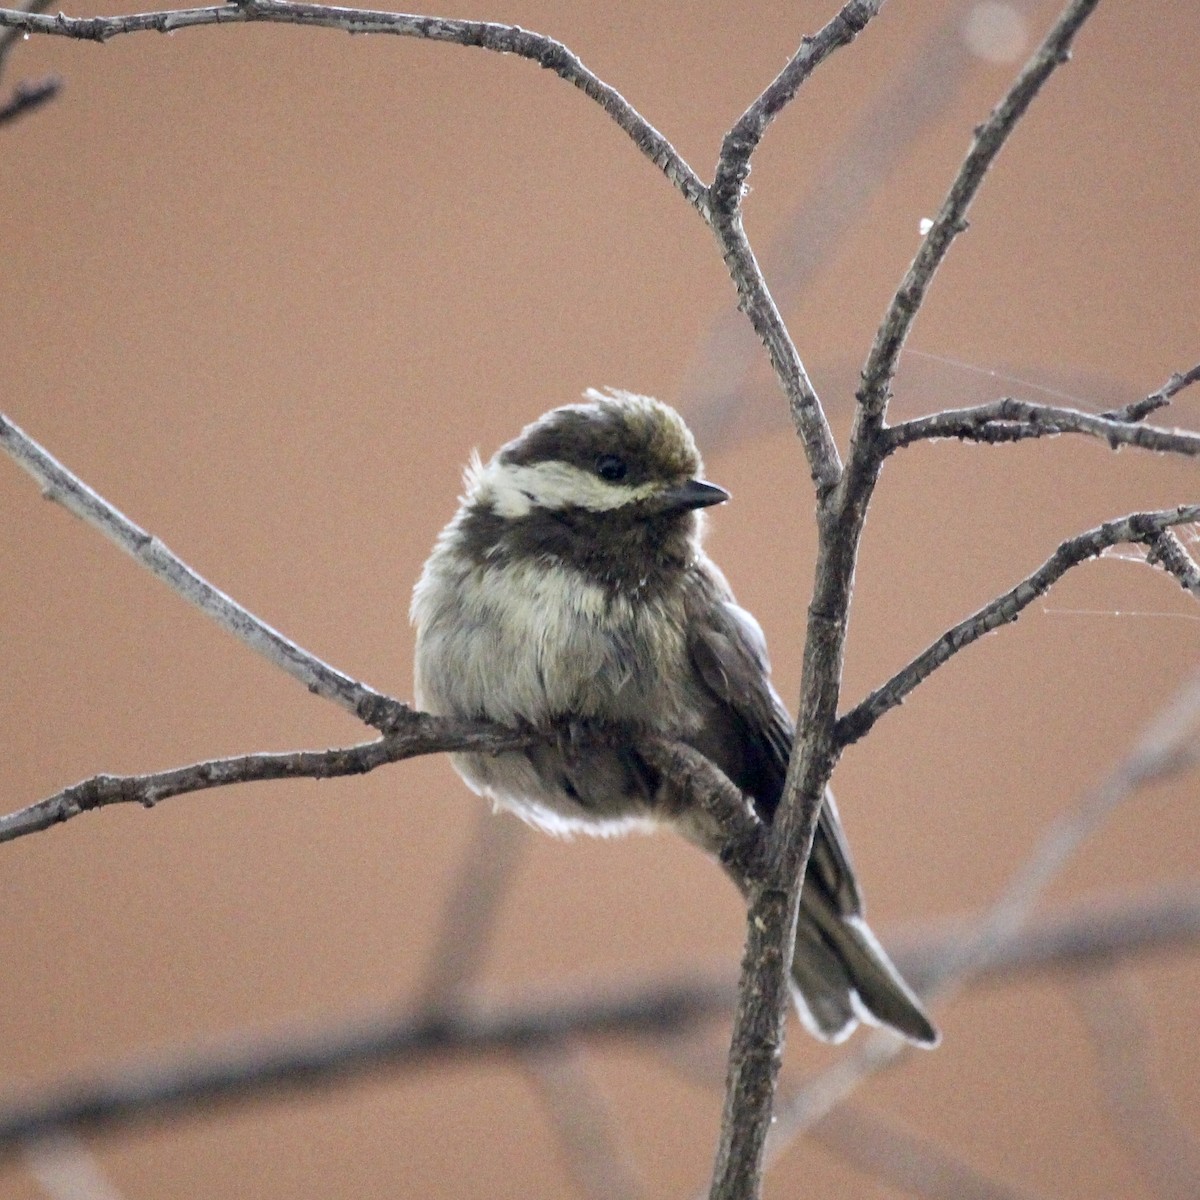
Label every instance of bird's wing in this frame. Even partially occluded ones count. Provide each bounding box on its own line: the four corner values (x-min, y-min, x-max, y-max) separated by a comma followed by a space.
684, 561, 862, 916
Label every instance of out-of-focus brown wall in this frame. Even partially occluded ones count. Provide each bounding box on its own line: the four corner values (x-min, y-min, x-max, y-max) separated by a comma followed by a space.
2, 2, 1197, 1197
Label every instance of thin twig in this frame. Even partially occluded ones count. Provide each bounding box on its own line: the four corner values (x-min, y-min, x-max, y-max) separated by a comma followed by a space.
684, 2, 988, 452
3, 883, 1197, 1161
885, 397, 1200, 456
0, 411, 405, 729
0, 0, 708, 215
836, 505, 1200, 748
857, 0, 1100, 424
708, 215, 842, 490
709, 0, 883, 213
0, 722, 532, 844
1102, 362, 1200, 424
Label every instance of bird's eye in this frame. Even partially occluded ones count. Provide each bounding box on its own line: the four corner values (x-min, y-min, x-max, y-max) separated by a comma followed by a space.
595, 454, 627, 482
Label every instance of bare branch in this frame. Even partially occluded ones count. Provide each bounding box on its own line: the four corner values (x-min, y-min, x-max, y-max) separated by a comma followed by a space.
704, 436, 884, 1195
885, 397, 1200, 456
0, 0, 708, 214
0, 724, 758, 849
665, 882, 1200, 1106
0, 718, 531, 845
857, 0, 1100, 423
895, 883, 1200, 993
642, 742, 798, 1200
684, 5, 989, 452
0, 0, 60, 125
695, 11, 1110, 1182
958, 670, 1200, 988
0, 411, 406, 729
765, 1028, 904, 1163
708, 773, 830, 1194
700, 10, 1117, 1164
708, 214, 842, 491
836, 505, 1200, 748
3, 883, 1197, 1162
641, 739, 768, 886
701, 3, 894, 494
422, 806, 630, 1200
0, 731, 760, 851
0, 978, 728, 1159
710, 0, 883, 214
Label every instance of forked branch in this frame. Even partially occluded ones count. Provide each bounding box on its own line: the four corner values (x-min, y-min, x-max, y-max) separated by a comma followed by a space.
886, 397, 1200, 456
710, 0, 882, 213
705, 0, 892, 492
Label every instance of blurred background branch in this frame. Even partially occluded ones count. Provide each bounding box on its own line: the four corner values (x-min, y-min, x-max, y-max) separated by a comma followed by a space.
2, 876, 1197, 1159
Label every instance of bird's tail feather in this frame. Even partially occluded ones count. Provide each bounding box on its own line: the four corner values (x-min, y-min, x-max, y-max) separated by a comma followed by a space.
794, 895, 938, 1047
790, 918, 857, 1043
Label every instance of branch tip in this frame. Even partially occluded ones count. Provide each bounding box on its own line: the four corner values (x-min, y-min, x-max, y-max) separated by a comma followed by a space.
857, 0, 1101, 426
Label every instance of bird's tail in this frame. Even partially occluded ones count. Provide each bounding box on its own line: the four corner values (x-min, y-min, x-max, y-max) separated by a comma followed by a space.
791, 890, 938, 1046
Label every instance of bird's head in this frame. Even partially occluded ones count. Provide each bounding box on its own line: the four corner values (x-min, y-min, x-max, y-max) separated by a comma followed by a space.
460, 389, 728, 583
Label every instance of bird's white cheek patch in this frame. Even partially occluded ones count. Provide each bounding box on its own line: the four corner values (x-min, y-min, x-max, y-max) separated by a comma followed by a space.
475, 459, 661, 516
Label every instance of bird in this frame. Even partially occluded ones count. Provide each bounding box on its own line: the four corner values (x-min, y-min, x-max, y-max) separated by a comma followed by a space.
411, 388, 937, 1046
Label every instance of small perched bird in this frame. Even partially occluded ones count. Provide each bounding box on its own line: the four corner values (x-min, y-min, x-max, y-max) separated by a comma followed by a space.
412, 389, 936, 1046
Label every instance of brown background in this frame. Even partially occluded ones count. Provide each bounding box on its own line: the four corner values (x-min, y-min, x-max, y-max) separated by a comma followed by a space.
2, 1, 1198, 1197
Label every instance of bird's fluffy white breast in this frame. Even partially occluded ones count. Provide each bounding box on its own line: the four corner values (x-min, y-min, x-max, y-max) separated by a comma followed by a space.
411, 543, 692, 730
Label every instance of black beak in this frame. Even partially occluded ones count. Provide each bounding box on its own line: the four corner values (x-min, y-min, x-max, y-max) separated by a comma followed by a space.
656, 478, 730, 514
